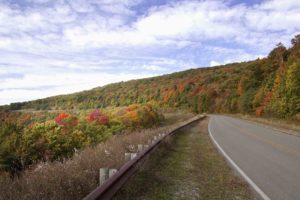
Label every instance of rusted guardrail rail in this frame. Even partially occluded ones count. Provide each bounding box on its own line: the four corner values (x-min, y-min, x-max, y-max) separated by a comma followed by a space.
84, 115, 206, 200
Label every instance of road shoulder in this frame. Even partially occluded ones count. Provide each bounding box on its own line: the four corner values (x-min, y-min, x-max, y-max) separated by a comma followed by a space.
226, 114, 300, 137
113, 118, 257, 200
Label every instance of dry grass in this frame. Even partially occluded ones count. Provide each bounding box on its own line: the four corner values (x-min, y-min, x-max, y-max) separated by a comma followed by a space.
161, 110, 195, 125
0, 113, 194, 200
114, 118, 257, 200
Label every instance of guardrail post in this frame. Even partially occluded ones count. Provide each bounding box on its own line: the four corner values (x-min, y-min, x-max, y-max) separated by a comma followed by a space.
137, 144, 143, 152
130, 153, 137, 160
109, 169, 117, 178
143, 144, 149, 149
125, 153, 131, 162
99, 168, 109, 186
151, 135, 158, 144
128, 144, 135, 152
125, 152, 137, 161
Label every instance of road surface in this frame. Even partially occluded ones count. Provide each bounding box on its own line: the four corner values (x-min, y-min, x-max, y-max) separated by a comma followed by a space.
209, 115, 300, 200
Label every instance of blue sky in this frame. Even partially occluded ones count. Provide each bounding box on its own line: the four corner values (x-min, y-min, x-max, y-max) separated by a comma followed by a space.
0, 0, 299, 105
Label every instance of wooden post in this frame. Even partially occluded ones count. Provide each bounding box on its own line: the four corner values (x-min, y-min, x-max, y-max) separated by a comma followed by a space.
99, 168, 109, 186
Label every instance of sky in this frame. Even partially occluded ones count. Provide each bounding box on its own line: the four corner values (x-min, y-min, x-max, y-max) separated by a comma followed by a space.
0, 0, 300, 105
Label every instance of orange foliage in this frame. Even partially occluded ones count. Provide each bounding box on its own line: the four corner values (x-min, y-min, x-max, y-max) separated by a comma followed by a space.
256, 91, 273, 116
163, 91, 175, 102
128, 110, 139, 123
54, 112, 78, 127
255, 106, 264, 117
262, 91, 273, 106
237, 78, 244, 96
272, 62, 286, 92
126, 104, 139, 112
54, 112, 69, 125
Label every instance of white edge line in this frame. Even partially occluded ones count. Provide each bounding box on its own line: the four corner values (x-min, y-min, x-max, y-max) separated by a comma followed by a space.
208, 118, 271, 200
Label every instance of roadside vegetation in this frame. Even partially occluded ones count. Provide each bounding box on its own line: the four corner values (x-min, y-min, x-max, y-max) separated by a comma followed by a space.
0, 104, 163, 175
0, 110, 193, 200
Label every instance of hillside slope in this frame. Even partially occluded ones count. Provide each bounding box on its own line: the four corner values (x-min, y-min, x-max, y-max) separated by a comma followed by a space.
2, 35, 300, 120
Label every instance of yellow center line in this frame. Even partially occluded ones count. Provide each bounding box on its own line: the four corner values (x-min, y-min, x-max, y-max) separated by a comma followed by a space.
219, 118, 300, 158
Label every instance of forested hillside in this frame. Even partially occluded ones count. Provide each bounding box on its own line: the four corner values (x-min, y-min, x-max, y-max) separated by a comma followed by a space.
2, 35, 300, 120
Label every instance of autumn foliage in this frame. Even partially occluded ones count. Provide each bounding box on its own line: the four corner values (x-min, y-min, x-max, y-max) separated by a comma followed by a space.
87, 110, 109, 125
54, 112, 78, 127
0, 104, 162, 175
1, 34, 300, 175
2, 35, 300, 121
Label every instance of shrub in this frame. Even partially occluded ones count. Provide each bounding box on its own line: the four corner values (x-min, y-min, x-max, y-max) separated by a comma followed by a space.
87, 110, 109, 125
55, 112, 78, 127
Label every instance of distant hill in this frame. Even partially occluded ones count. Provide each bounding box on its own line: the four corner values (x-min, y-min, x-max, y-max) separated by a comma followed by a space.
2, 35, 300, 120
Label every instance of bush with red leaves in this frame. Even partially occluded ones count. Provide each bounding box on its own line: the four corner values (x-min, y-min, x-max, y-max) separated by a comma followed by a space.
87, 110, 109, 125
54, 112, 78, 127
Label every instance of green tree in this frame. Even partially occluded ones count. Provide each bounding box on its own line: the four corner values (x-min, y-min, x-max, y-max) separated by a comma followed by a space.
286, 62, 300, 115
0, 123, 24, 176
200, 94, 208, 113
193, 96, 199, 113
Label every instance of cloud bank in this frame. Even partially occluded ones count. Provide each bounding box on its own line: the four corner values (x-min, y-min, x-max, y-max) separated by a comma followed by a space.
0, 0, 299, 105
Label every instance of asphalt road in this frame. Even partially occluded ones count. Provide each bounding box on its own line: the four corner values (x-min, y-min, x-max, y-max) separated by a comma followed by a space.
208, 115, 300, 200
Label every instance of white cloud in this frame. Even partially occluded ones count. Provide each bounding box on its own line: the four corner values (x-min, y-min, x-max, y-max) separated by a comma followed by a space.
0, 0, 300, 105
27, 0, 51, 3
209, 61, 221, 67
135, 1, 240, 40
0, 72, 153, 105
257, 0, 300, 11
1, 0, 299, 52
63, 28, 157, 48
141, 65, 166, 71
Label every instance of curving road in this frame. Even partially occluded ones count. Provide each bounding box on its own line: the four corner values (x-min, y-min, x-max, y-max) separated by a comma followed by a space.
208, 115, 300, 200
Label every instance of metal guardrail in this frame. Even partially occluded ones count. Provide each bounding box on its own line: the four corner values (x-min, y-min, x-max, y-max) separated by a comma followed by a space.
84, 115, 206, 200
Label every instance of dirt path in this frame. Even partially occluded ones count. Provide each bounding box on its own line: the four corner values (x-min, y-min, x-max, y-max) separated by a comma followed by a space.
113, 118, 258, 200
